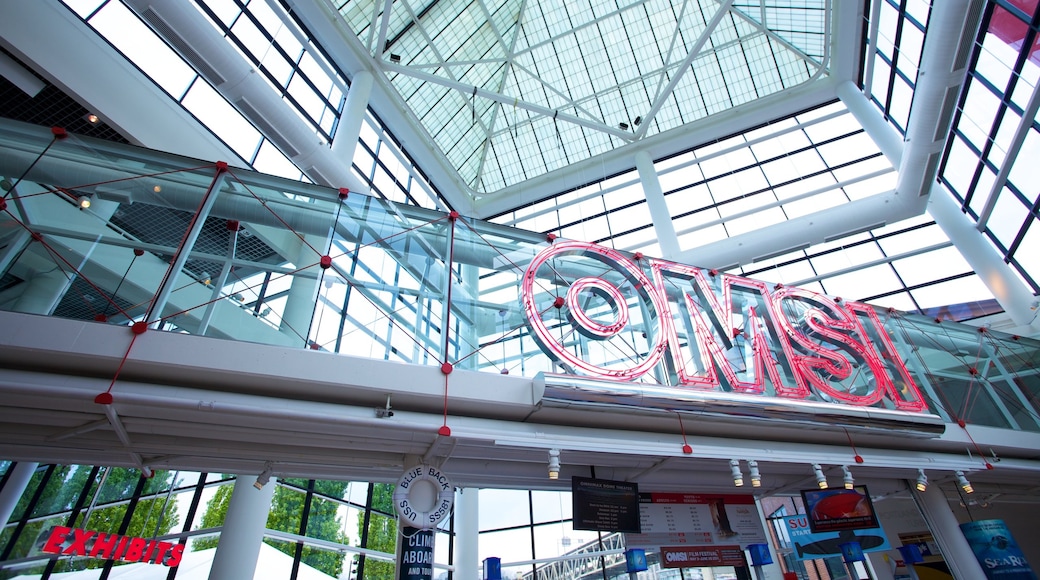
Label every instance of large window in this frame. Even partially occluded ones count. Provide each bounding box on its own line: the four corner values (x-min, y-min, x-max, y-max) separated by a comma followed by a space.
938, 0, 1040, 294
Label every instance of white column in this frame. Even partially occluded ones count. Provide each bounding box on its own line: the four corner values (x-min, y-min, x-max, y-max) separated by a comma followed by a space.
208, 474, 276, 580
909, 482, 985, 579
454, 488, 479, 580
0, 462, 39, 530
331, 70, 374, 167
634, 151, 680, 259
928, 189, 1040, 333
751, 499, 784, 579
280, 235, 324, 346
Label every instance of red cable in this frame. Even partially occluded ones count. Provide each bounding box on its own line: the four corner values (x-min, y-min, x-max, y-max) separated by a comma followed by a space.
98, 331, 141, 400
842, 428, 864, 463
676, 412, 692, 454
440, 213, 459, 433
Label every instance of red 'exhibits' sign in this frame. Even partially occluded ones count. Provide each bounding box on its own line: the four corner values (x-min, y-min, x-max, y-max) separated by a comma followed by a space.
40, 526, 184, 567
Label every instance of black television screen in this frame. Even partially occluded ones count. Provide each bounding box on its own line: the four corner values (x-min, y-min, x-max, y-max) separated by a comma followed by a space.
800, 485, 880, 533
571, 476, 641, 533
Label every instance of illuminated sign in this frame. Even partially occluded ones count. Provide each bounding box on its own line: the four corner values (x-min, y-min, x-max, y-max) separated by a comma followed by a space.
39, 525, 183, 567
522, 242, 935, 427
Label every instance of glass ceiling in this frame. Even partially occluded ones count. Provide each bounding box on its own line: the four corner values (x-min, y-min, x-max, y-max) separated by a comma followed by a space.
334, 0, 829, 195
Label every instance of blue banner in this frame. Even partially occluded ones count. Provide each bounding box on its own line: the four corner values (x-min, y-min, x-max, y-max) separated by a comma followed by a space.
960, 520, 1037, 580
782, 515, 890, 561
398, 527, 435, 580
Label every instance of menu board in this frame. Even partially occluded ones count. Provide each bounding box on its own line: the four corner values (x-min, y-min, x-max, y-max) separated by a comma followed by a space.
572, 477, 641, 533
624, 493, 767, 549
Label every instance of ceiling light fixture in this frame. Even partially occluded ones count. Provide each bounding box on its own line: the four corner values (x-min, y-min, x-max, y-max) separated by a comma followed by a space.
748, 460, 761, 488
915, 469, 928, 492
85, 113, 100, 124
548, 448, 560, 480
78, 195, 92, 210
842, 465, 854, 490
812, 464, 827, 489
730, 459, 743, 487
956, 471, 973, 494
254, 462, 273, 490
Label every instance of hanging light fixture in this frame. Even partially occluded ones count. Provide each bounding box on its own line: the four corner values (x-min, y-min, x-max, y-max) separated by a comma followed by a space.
841, 466, 855, 490
253, 462, 273, 490
915, 469, 928, 492
956, 471, 974, 494
729, 459, 744, 487
812, 464, 828, 489
548, 448, 560, 480
748, 460, 761, 488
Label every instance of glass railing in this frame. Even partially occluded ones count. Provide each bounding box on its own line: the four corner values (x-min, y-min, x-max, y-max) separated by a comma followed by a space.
1, 119, 1038, 435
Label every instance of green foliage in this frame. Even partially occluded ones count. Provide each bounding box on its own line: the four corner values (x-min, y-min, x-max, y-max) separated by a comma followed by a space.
358, 483, 397, 580
84, 468, 181, 537
192, 483, 231, 552
195, 477, 350, 577
0, 465, 179, 578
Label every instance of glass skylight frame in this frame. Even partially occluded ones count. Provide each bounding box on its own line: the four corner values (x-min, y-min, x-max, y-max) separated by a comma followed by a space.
337, 0, 831, 195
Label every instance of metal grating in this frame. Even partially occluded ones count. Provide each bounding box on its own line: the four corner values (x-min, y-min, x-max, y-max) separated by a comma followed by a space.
0, 47, 129, 144
52, 275, 137, 322
108, 203, 281, 281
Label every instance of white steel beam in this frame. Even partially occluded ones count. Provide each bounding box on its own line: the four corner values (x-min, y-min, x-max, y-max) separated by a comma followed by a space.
976, 79, 1040, 229
634, 0, 735, 140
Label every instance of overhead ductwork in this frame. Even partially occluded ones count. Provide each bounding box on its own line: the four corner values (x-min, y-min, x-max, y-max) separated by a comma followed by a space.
895, 0, 985, 203
123, 0, 367, 195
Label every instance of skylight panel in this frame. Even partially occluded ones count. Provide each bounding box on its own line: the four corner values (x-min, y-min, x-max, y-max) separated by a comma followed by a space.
339, 0, 831, 195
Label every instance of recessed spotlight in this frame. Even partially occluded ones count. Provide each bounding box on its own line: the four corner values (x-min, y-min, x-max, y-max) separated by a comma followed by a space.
85, 114, 100, 124
915, 469, 928, 492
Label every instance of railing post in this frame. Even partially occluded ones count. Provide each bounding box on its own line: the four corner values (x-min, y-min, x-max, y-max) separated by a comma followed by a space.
146, 163, 228, 328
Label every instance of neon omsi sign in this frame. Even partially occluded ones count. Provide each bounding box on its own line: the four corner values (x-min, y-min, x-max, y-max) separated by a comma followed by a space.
521, 242, 942, 435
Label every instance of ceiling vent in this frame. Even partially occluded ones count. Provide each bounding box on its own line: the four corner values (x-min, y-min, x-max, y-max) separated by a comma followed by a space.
234, 98, 300, 159
140, 7, 226, 86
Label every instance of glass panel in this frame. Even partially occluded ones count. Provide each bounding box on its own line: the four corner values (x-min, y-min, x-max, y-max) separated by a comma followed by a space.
100, 469, 177, 524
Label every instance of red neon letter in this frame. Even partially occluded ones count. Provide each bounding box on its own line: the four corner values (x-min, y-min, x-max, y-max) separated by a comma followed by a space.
62, 528, 94, 557
165, 543, 185, 567
650, 261, 808, 397
521, 241, 667, 379
41, 526, 70, 555
844, 301, 928, 411
90, 532, 120, 559
122, 537, 146, 562
773, 287, 915, 408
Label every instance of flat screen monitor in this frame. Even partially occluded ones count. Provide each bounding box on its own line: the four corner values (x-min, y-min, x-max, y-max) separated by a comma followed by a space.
800, 485, 880, 533
571, 476, 641, 533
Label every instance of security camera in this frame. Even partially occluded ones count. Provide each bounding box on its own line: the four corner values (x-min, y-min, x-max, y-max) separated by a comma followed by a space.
376, 394, 393, 418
